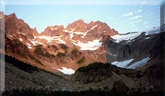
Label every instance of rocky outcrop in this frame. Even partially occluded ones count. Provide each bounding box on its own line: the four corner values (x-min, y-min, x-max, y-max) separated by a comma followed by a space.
5, 13, 34, 39
66, 19, 88, 32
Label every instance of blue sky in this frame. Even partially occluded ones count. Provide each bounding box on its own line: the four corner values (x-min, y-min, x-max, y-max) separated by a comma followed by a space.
2, 0, 161, 33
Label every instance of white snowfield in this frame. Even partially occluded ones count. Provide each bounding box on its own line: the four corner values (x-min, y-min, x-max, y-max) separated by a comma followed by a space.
57, 67, 75, 75
111, 59, 134, 68
111, 32, 141, 43
127, 57, 150, 69
111, 57, 150, 69
73, 40, 102, 50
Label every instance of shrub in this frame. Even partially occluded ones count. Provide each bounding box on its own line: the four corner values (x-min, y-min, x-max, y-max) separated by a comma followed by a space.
34, 45, 55, 58
34, 44, 42, 48
71, 47, 79, 57
52, 45, 58, 50
77, 56, 85, 64
60, 44, 68, 50
57, 52, 66, 57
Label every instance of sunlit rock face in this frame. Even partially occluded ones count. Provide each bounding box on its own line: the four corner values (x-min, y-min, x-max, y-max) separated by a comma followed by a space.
4, 13, 120, 73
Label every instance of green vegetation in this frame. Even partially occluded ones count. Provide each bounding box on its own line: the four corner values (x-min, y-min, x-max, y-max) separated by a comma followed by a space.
71, 47, 79, 57
28, 55, 43, 65
34, 44, 42, 48
34, 45, 55, 58
6, 39, 29, 58
34, 45, 43, 54
2, 88, 163, 96
60, 44, 68, 50
57, 52, 66, 57
77, 56, 85, 64
52, 45, 58, 50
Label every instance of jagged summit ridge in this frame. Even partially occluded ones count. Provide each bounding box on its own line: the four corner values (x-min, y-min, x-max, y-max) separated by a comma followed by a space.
4, 13, 119, 73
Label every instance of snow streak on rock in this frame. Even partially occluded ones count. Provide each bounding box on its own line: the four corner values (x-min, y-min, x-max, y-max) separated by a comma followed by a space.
111, 59, 134, 68
128, 57, 150, 69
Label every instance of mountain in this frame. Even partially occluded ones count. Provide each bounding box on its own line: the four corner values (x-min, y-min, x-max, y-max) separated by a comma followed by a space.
2, 13, 164, 95
3, 13, 119, 73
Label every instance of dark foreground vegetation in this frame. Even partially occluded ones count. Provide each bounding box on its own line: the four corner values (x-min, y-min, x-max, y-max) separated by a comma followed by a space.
2, 88, 163, 96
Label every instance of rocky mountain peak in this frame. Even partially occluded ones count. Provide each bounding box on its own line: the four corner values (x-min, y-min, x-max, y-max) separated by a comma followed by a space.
41, 25, 65, 36
32, 27, 39, 36
6, 13, 17, 19
74, 19, 85, 24
4, 13, 119, 74
66, 19, 88, 32
5, 13, 34, 40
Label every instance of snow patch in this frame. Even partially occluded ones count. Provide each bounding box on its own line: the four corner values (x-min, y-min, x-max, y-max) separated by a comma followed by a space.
37, 36, 66, 44
50, 27, 58, 31
145, 37, 150, 39
111, 33, 141, 43
111, 59, 134, 68
74, 32, 85, 35
64, 25, 98, 39
57, 67, 75, 75
73, 40, 102, 50
74, 32, 87, 38
127, 57, 150, 69
70, 33, 74, 39
65, 30, 87, 39
19, 38, 23, 42
38, 36, 57, 41
26, 43, 32, 49
31, 40, 43, 45
57, 39, 66, 44
64, 30, 75, 39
